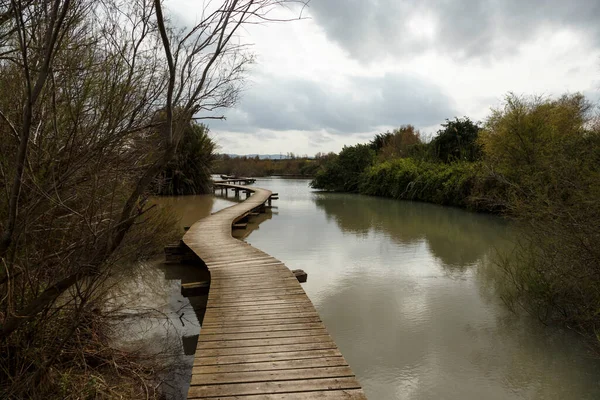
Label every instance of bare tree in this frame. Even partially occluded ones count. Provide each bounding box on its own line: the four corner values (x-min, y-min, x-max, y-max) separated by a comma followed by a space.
0, 0, 305, 396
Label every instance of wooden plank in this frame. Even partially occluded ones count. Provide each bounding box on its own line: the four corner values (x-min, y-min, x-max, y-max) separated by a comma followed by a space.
206, 301, 313, 311
192, 356, 348, 374
209, 278, 299, 288
207, 283, 302, 292
208, 288, 306, 299
187, 377, 362, 398
204, 305, 315, 316
206, 258, 280, 267
207, 294, 309, 305
193, 349, 343, 366
192, 357, 344, 376
209, 279, 299, 289
207, 257, 280, 266
201, 316, 323, 329
200, 389, 367, 400
198, 329, 328, 342
210, 268, 288, 276
203, 308, 320, 319
202, 312, 321, 324
197, 335, 334, 350
190, 366, 354, 385
206, 298, 314, 308
197, 342, 339, 357
209, 267, 289, 275
209, 266, 290, 274
201, 322, 325, 335
208, 287, 303, 295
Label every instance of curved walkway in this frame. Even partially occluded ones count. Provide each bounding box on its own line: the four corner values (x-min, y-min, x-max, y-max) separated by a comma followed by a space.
183, 184, 366, 399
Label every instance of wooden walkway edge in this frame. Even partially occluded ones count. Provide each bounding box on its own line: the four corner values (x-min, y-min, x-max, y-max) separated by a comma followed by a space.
183, 183, 367, 399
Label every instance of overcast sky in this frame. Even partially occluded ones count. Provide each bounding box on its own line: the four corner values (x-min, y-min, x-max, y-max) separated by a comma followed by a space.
172, 0, 600, 156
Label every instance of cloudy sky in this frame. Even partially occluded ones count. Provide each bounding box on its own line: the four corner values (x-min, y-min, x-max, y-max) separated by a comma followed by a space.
172, 0, 600, 156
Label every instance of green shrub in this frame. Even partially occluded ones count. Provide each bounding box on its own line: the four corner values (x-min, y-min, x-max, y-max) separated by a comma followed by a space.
479, 93, 600, 349
430, 117, 482, 163
311, 144, 375, 192
359, 159, 481, 208
154, 123, 216, 195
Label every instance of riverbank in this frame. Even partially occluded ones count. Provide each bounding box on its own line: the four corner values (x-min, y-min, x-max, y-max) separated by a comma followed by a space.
311, 94, 600, 352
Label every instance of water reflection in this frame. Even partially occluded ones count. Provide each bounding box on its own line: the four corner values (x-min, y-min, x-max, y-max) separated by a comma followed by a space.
314, 192, 512, 272
152, 195, 238, 228
107, 260, 203, 399
109, 194, 239, 400
241, 178, 600, 400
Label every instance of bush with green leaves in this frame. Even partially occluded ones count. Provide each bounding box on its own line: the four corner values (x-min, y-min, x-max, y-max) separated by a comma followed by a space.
311, 144, 375, 192
430, 117, 481, 163
359, 158, 481, 208
154, 123, 216, 195
478, 93, 600, 349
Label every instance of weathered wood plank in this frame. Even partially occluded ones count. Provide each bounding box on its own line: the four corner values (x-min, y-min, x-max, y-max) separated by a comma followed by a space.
202, 309, 321, 319
187, 377, 363, 398
201, 316, 323, 329
205, 301, 313, 312
197, 342, 339, 357
208, 288, 306, 299
193, 349, 343, 366
197, 335, 334, 350
190, 366, 355, 385
202, 316, 321, 326
200, 389, 367, 400
192, 357, 348, 374
198, 329, 328, 342
206, 298, 314, 308
200, 322, 325, 335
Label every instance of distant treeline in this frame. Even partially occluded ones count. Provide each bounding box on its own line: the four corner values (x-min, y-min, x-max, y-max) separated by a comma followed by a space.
213, 153, 334, 177
311, 93, 600, 351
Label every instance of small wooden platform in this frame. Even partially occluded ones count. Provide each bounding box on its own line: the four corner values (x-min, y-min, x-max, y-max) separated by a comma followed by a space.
214, 177, 257, 185
183, 184, 366, 399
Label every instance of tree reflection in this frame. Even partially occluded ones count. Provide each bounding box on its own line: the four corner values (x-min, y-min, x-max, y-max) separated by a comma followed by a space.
314, 192, 513, 272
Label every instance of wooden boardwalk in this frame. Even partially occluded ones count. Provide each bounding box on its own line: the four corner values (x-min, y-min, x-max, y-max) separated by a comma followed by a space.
183, 184, 366, 399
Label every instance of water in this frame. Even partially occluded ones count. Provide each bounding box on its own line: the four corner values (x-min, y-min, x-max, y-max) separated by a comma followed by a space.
238, 178, 600, 400
108, 195, 238, 399
119, 179, 600, 399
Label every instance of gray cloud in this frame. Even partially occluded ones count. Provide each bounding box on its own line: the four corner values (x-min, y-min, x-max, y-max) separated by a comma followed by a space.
210, 73, 456, 134
308, 0, 600, 61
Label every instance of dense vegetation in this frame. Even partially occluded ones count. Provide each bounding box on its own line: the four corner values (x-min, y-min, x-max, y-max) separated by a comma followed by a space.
214, 153, 334, 177
154, 123, 217, 195
312, 94, 600, 350
312, 120, 487, 209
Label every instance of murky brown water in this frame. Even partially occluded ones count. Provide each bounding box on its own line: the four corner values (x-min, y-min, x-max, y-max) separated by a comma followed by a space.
108, 195, 237, 399
117, 179, 600, 399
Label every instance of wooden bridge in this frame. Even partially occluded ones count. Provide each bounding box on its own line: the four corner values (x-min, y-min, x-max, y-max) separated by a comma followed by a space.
182, 183, 366, 399
215, 176, 257, 185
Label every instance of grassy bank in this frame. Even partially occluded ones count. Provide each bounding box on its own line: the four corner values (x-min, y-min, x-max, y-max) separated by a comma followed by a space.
359, 159, 480, 209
